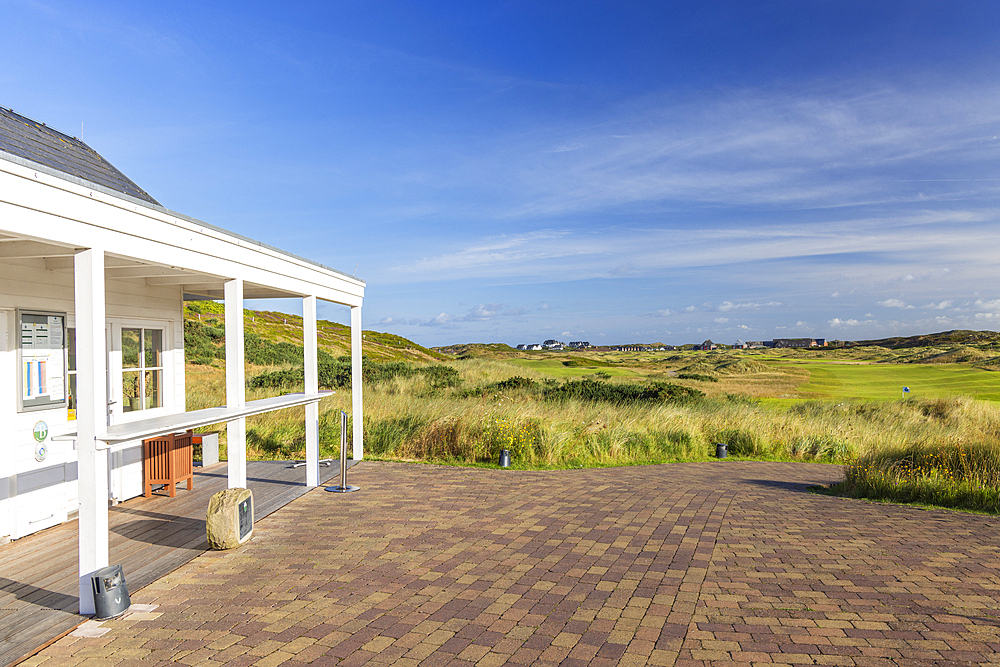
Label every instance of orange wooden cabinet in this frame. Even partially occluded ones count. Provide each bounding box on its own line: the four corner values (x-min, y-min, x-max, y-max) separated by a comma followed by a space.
142, 430, 194, 497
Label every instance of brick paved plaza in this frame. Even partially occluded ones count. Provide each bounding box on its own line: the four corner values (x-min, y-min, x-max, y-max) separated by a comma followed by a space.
24, 461, 1000, 666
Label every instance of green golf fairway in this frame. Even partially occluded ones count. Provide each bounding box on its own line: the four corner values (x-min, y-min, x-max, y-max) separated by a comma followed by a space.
789, 362, 1000, 401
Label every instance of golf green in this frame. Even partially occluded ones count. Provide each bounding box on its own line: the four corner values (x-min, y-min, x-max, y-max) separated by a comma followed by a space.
787, 362, 1000, 401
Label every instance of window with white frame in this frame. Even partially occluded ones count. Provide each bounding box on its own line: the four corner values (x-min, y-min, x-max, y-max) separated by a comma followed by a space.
121, 327, 163, 412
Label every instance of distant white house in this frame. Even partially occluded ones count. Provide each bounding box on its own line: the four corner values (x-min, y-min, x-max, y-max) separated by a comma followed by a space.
0, 107, 365, 613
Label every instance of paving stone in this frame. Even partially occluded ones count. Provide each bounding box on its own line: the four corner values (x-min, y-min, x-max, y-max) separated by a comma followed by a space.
24, 461, 1000, 666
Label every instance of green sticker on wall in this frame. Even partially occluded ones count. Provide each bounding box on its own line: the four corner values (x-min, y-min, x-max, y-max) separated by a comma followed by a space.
33, 421, 48, 443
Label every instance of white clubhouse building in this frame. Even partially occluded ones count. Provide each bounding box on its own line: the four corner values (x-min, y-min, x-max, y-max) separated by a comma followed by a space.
0, 107, 365, 613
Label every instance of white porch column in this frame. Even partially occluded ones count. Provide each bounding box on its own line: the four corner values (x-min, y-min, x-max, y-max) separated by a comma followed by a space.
75, 248, 108, 614
351, 305, 363, 460
225, 279, 247, 489
303, 295, 319, 487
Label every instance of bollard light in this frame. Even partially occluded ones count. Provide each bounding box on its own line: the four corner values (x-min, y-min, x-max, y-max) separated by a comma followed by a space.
91, 564, 130, 619
326, 410, 360, 493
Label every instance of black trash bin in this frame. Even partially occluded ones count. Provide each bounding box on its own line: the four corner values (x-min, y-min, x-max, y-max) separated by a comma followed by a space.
92, 564, 130, 619
498, 450, 511, 467
715, 443, 728, 459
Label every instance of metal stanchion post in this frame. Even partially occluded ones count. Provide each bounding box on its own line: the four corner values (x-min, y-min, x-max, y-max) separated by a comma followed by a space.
326, 410, 360, 493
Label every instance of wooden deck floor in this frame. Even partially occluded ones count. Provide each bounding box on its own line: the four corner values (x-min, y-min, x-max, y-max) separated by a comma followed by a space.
0, 459, 356, 667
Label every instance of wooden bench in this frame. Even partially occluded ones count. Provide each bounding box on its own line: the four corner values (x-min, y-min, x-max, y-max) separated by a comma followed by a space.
143, 430, 194, 497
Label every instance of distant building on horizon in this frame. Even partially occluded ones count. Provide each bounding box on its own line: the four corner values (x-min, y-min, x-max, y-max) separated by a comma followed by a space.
611, 344, 671, 352
772, 338, 827, 348
735, 338, 827, 349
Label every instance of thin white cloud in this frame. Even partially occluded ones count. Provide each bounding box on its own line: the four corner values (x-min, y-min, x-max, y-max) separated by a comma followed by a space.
376, 315, 424, 326
482, 81, 1000, 220
829, 317, 869, 327
378, 303, 527, 328
417, 303, 526, 327
392, 231, 578, 276
386, 209, 1000, 285
878, 298, 913, 309
716, 300, 782, 312
974, 299, 1000, 312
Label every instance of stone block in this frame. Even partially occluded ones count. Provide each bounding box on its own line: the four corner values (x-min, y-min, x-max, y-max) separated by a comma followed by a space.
206, 487, 254, 550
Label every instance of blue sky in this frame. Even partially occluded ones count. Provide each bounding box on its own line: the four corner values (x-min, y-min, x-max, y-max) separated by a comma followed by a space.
5, 1, 1000, 347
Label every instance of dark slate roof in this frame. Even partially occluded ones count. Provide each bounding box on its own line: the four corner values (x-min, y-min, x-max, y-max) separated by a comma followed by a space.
0, 106, 160, 205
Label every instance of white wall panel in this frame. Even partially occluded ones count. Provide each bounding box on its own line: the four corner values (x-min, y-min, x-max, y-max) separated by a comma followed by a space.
0, 309, 13, 540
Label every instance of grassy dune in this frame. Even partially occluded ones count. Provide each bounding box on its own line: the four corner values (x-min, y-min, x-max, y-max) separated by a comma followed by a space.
185, 300, 447, 364
507, 357, 640, 379
183, 317, 1000, 513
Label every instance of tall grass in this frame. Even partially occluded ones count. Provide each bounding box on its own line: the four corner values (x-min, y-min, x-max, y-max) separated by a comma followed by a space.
186, 358, 1000, 511
831, 441, 1000, 513
822, 398, 1000, 512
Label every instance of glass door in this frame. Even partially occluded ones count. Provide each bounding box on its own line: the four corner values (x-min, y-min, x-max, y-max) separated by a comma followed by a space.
121, 327, 162, 413
106, 325, 117, 425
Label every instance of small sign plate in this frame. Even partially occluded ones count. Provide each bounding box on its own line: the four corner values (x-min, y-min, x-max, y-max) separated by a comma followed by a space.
238, 497, 253, 540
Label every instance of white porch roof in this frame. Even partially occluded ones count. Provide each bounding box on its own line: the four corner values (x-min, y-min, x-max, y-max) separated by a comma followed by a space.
0, 150, 364, 305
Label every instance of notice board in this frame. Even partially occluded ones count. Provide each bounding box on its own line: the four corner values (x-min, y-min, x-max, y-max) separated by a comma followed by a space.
19, 310, 67, 411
